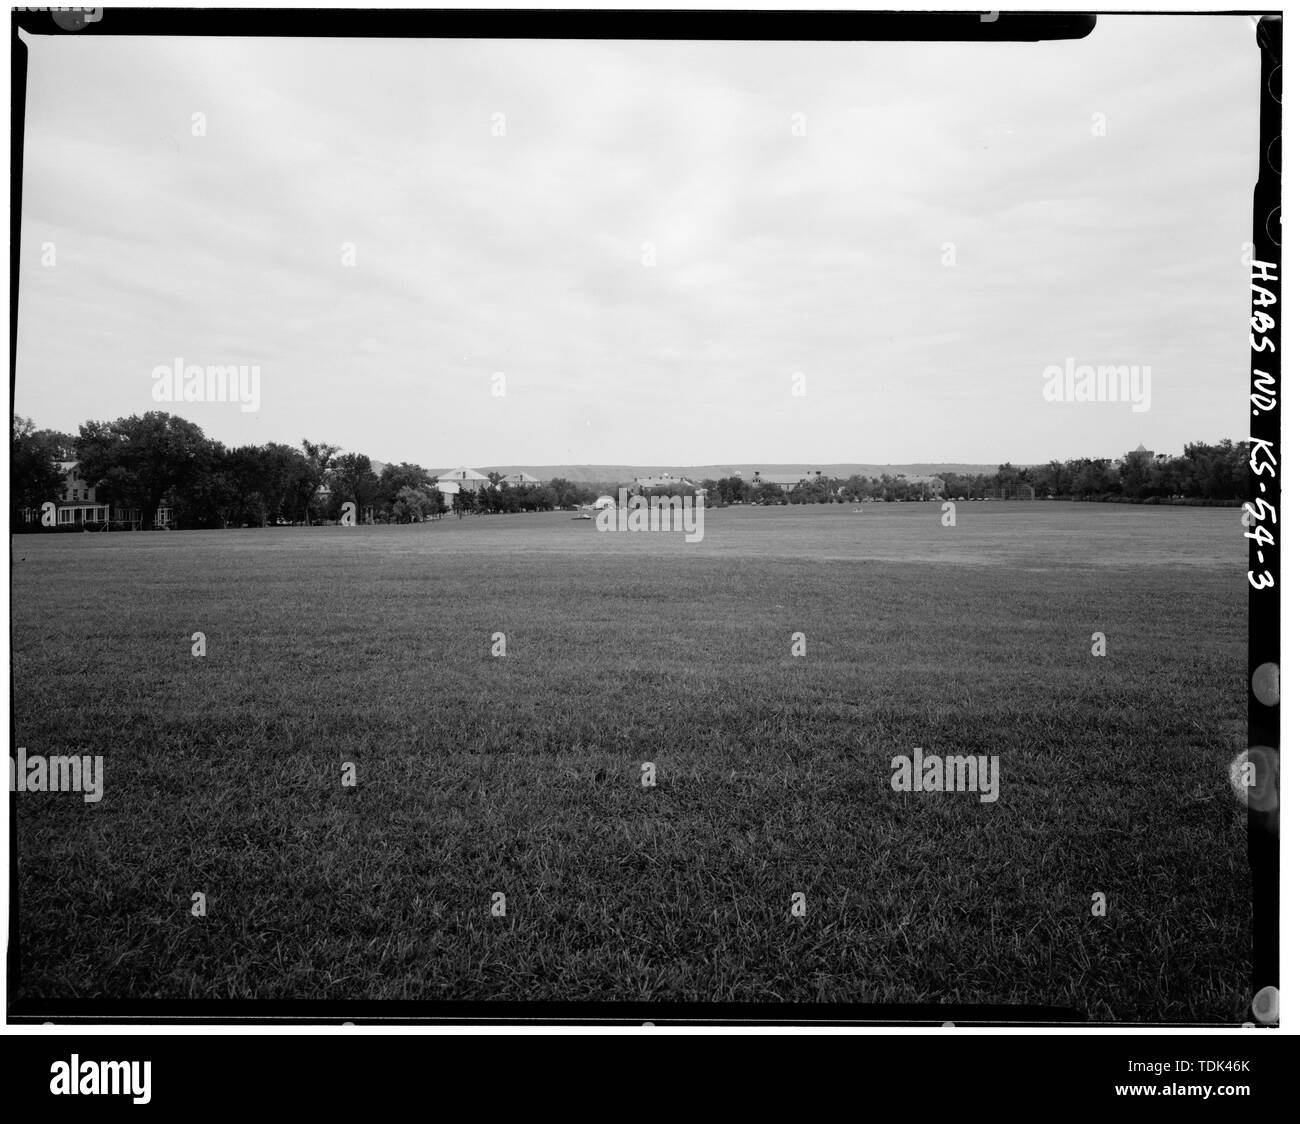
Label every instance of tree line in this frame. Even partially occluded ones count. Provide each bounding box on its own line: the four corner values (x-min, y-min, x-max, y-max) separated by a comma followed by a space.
935, 442, 1251, 505
12, 412, 1251, 532
697, 441, 1250, 506
12, 412, 609, 531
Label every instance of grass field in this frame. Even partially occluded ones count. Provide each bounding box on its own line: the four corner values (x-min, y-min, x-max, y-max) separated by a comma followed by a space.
10, 501, 1251, 1019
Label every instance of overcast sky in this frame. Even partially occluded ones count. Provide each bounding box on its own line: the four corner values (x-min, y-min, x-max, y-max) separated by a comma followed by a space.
16, 16, 1260, 467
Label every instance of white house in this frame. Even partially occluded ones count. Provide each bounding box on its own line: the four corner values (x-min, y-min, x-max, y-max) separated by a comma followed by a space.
752, 469, 821, 493
632, 472, 697, 490
498, 471, 540, 488
437, 467, 490, 492
29, 461, 173, 529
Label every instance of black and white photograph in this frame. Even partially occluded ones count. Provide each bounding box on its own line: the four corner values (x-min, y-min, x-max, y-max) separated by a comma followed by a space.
6, 4, 1283, 1048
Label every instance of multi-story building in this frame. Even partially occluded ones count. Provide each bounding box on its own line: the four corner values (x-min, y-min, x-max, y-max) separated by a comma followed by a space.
437, 467, 490, 492
22, 462, 172, 529
632, 472, 696, 490
751, 469, 822, 493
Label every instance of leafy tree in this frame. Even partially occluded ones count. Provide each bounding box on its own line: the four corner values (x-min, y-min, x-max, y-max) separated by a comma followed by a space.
290, 440, 340, 524
215, 442, 303, 526
168, 440, 235, 528
993, 462, 1023, 495
332, 452, 379, 514
392, 485, 431, 523
1030, 459, 1068, 498
1119, 450, 1153, 499
75, 412, 213, 529
530, 483, 559, 511
1181, 439, 1243, 501
544, 477, 597, 509
713, 476, 747, 504
378, 462, 433, 519
11, 415, 69, 522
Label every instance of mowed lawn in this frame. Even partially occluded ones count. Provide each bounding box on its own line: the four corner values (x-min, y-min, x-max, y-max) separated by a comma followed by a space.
10, 502, 1251, 1019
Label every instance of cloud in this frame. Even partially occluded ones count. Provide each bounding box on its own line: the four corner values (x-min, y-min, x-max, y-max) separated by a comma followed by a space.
17, 18, 1258, 465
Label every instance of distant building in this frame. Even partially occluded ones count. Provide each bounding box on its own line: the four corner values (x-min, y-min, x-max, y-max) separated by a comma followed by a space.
632, 472, 696, 489
1112, 444, 1159, 470
23, 461, 173, 529
752, 470, 821, 493
497, 471, 540, 488
748, 468, 943, 497
896, 473, 945, 494
437, 467, 490, 492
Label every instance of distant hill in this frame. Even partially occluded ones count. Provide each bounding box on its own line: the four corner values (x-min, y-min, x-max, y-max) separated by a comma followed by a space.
478, 463, 1003, 484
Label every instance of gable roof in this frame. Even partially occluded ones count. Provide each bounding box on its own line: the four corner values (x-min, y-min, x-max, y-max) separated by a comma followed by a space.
759, 473, 818, 486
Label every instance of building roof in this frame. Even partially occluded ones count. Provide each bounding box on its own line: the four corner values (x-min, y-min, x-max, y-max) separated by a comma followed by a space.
437, 467, 488, 482
759, 473, 818, 486
633, 473, 695, 487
